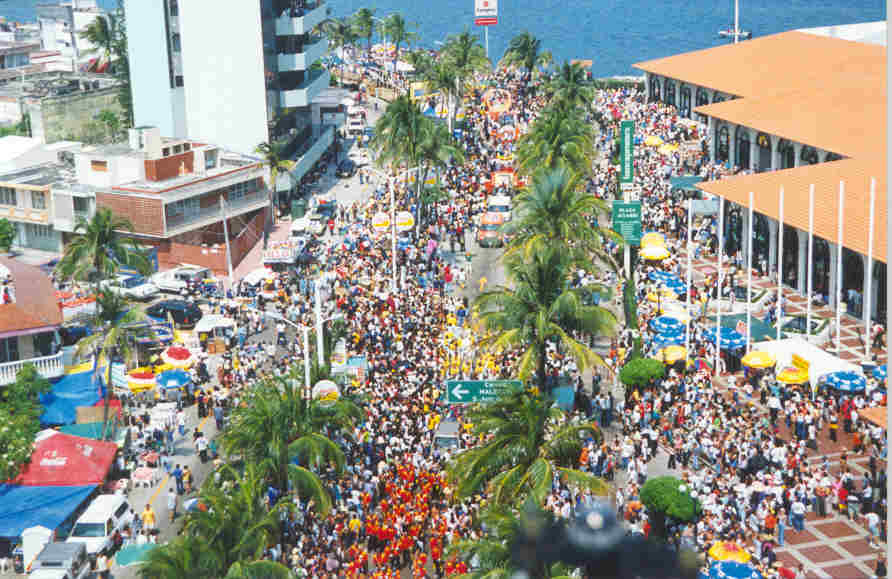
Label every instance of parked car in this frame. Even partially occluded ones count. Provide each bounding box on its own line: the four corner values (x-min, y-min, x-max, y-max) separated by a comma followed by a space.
476, 212, 506, 247
30, 542, 90, 579
336, 159, 356, 178
101, 274, 159, 301
151, 265, 211, 293
66, 495, 134, 561
307, 211, 327, 237
146, 299, 203, 328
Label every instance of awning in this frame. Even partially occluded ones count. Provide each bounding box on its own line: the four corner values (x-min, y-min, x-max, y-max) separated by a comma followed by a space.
859, 406, 886, 430
0, 484, 96, 539
10, 430, 118, 486
669, 175, 703, 192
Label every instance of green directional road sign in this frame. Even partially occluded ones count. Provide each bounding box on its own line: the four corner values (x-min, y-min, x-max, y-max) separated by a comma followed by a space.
620, 120, 634, 184
445, 380, 522, 404
612, 201, 642, 246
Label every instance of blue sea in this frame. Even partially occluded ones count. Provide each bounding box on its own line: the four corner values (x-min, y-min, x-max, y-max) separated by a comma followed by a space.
7, 0, 886, 77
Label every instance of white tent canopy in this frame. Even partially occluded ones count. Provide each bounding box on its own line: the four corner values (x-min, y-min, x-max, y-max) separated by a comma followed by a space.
752, 337, 863, 389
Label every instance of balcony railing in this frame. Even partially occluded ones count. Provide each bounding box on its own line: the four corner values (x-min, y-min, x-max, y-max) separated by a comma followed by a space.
280, 69, 329, 108
274, 1, 326, 36
277, 38, 327, 72
165, 189, 270, 235
0, 351, 64, 386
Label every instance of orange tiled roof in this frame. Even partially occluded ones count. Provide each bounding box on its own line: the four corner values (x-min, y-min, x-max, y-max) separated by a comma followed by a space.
632, 30, 886, 101
697, 159, 887, 263
0, 257, 63, 334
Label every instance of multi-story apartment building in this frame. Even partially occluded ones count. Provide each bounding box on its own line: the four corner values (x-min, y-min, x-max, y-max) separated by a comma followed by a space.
35, 0, 109, 72
123, 0, 332, 179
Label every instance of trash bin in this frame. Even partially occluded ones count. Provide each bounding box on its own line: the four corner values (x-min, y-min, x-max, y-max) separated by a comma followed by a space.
291, 199, 307, 220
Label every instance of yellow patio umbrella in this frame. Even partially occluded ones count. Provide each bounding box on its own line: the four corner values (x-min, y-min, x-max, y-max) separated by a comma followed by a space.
640, 245, 670, 261
708, 541, 752, 563
776, 367, 809, 385
640, 232, 666, 248
647, 288, 677, 303
655, 345, 687, 364
741, 350, 777, 369
644, 135, 664, 147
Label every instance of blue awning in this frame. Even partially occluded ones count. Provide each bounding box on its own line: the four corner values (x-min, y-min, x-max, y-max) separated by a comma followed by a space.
669, 175, 703, 191
0, 484, 96, 540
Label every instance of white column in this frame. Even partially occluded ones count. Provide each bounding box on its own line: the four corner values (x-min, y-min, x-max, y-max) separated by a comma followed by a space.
644, 75, 651, 104
748, 129, 758, 172
768, 219, 779, 272
740, 207, 750, 264
728, 124, 737, 169
707, 117, 717, 162
770, 136, 779, 171
863, 178, 876, 359
828, 243, 839, 309
793, 143, 803, 168
797, 230, 808, 294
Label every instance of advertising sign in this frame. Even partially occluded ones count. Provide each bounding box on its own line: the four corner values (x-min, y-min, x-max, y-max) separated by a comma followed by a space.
371, 212, 390, 232
620, 120, 634, 184
474, 0, 498, 25
395, 211, 415, 232
612, 201, 642, 246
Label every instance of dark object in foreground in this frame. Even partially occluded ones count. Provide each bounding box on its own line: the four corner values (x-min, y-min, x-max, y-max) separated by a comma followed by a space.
511, 502, 699, 579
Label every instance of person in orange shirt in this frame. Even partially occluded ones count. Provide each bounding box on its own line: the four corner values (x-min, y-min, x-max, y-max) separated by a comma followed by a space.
764, 510, 778, 538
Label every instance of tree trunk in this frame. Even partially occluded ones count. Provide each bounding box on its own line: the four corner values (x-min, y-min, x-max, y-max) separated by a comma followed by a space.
650, 511, 668, 538
537, 345, 548, 393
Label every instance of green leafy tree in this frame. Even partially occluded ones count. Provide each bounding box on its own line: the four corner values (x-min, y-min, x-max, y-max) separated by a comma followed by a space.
0, 364, 52, 480
442, 28, 490, 126
381, 13, 417, 80
56, 207, 152, 284
320, 17, 358, 85
639, 476, 701, 538
618, 358, 666, 389
222, 367, 360, 497
351, 7, 376, 56
0, 218, 15, 252
371, 94, 428, 169
113, 0, 133, 126
139, 534, 223, 578
515, 103, 593, 177
547, 61, 593, 112
96, 109, 122, 142
416, 120, 463, 223
500, 31, 552, 112
254, 141, 295, 244
79, 14, 115, 63
448, 389, 606, 506
476, 245, 616, 388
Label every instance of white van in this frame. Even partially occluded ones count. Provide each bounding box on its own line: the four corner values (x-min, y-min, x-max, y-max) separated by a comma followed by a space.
487, 195, 512, 222
66, 495, 134, 559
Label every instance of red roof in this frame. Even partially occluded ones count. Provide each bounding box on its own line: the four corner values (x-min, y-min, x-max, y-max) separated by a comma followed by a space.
0, 257, 63, 334
11, 431, 118, 486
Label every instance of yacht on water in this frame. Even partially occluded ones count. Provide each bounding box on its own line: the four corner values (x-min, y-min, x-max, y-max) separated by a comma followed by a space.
718, 0, 752, 41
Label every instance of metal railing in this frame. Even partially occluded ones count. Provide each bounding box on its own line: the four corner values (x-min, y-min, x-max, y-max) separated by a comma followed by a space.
165, 189, 269, 233
0, 351, 64, 385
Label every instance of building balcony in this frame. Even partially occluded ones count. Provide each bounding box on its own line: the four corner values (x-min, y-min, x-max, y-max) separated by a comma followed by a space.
274, 2, 326, 36
280, 69, 329, 108
277, 38, 327, 72
0, 351, 64, 386
165, 188, 270, 237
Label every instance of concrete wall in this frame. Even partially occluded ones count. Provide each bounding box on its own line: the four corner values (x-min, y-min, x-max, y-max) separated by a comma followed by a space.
178, 0, 268, 154
26, 87, 123, 144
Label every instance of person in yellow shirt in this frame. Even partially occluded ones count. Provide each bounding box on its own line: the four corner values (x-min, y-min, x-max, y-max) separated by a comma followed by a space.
141, 504, 156, 531
478, 276, 488, 292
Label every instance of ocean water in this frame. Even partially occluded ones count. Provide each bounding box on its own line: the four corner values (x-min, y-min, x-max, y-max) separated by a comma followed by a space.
7, 0, 886, 77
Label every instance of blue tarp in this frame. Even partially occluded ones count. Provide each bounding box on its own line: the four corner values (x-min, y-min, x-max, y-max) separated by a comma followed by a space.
39, 370, 100, 426
0, 484, 96, 539
39, 396, 78, 426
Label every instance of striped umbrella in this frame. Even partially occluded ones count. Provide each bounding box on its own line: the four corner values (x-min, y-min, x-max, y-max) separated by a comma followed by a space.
822, 371, 867, 393
653, 330, 685, 347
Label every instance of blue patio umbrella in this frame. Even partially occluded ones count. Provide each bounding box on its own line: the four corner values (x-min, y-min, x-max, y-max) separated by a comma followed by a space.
822, 371, 867, 393
157, 369, 191, 392
648, 270, 676, 283
872, 364, 886, 381
708, 561, 762, 579
653, 330, 685, 347
663, 278, 687, 295
704, 326, 747, 350
649, 316, 684, 334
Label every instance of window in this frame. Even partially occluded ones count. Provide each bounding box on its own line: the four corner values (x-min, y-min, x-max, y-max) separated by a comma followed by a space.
0, 336, 19, 364
162, 147, 170, 157
173, 144, 182, 154
183, 143, 191, 151
0, 187, 16, 206
73, 196, 90, 215
33, 332, 53, 357
172, 33, 181, 52
229, 179, 258, 203
31, 191, 46, 210
91, 160, 108, 172
169, 0, 178, 16
114, 502, 129, 519
26, 223, 52, 239
204, 149, 218, 170
175, 75, 184, 87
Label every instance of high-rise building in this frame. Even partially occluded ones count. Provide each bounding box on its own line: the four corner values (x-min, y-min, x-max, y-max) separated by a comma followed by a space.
124, 0, 330, 158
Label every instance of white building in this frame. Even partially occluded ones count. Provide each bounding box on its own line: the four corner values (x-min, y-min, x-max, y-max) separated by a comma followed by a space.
35, 0, 109, 72
124, 0, 331, 167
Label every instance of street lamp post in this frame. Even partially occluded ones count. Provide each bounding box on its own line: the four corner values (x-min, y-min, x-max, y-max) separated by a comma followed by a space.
367, 165, 421, 291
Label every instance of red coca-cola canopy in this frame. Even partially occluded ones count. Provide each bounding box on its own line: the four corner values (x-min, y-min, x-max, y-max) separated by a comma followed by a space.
11, 430, 118, 486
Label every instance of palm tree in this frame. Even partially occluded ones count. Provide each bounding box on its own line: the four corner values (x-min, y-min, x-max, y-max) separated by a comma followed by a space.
503, 168, 615, 271
448, 505, 576, 578
448, 389, 607, 506
381, 13, 417, 82
320, 17, 358, 85
500, 31, 552, 112
514, 104, 593, 177
139, 534, 224, 578
442, 28, 490, 123
56, 207, 151, 284
415, 121, 462, 230
370, 94, 428, 169
475, 245, 616, 389
422, 60, 458, 132
254, 141, 295, 243
222, 368, 360, 498
351, 8, 376, 57
547, 61, 593, 112
79, 15, 116, 65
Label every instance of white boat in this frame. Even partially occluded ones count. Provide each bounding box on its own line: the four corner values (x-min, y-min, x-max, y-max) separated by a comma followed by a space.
718, 28, 752, 39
